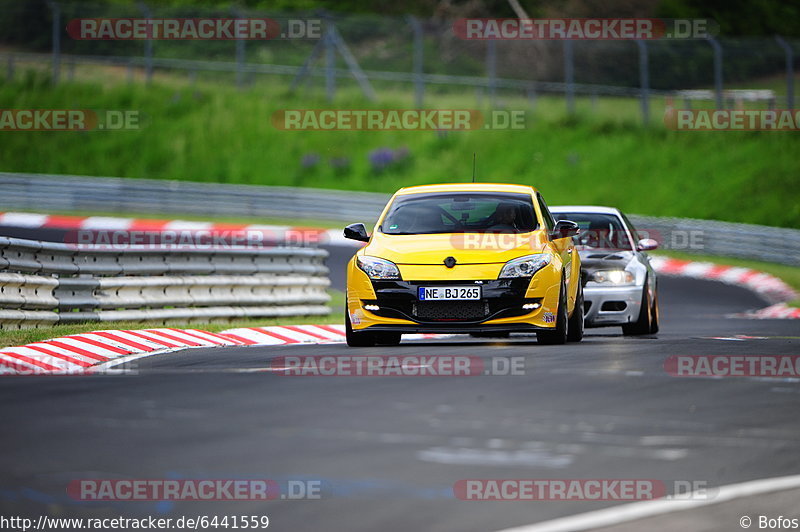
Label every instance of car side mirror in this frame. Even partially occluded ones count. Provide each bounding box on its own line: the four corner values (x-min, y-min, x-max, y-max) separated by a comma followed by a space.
344, 223, 370, 242
637, 238, 659, 251
550, 220, 580, 240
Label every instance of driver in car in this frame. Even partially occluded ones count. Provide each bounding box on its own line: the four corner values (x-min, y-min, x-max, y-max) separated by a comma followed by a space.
488, 202, 518, 232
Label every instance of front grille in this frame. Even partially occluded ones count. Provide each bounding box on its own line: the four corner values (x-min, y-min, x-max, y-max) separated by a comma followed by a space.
413, 301, 489, 321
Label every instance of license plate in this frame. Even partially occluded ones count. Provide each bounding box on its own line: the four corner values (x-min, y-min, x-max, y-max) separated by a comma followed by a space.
418, 286, 481, 301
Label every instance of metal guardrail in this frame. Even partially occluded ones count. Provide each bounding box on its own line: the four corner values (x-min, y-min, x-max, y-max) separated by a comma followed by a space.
0, 235, 330, 329
0, 172, 387, 223
627, 215, 800, 268
0, 172, 798, 266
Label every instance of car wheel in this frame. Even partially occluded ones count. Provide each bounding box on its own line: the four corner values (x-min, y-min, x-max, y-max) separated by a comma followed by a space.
649, 289, 660, 334
375, 332, 402, 345
345, 305, 375, 347
622, 280, 652, 336
567, 279, 584, 342
537, 278, 568, 345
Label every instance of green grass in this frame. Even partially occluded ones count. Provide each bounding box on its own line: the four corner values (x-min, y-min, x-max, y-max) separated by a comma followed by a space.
0, 289, 346, 349
0, 68, 798, 228
653, 250, 800, 307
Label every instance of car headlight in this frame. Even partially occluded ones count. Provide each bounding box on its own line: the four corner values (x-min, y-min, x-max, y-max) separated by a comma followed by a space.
498, 254, 551, 279
357, 256, 401, 280
590, 270, 635, 285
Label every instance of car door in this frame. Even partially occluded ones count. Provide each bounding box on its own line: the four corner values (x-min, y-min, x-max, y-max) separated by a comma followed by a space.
537, 193, 576, 304
620, 212, 657, 299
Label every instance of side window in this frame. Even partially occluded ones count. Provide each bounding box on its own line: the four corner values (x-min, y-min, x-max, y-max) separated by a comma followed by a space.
536, 193, 555, 232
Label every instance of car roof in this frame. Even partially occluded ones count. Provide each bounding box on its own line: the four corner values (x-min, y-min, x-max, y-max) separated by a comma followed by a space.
396, 183, 539, 196
550, 205, 623, 216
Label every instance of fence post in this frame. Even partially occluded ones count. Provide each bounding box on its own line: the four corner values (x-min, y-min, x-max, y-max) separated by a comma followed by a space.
407, 15, 424, 108
328, 26, 376, 101
138, 2, 153, 85
486, 38, 497, 107
564, 39, 575, 115
707, 36, 723, 109
233, 8, 246, 89
636, 40, 650, 125
527, 86, 537, 109
324, 19, 335, 101
775, 36, 795, 110
48, 1, 61, 84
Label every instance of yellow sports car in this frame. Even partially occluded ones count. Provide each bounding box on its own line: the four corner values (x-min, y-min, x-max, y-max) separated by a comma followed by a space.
343, 183, 584, 346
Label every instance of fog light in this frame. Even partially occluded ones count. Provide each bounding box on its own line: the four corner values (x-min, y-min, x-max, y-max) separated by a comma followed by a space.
522, 303, 541, 310
364, 304, 379, 311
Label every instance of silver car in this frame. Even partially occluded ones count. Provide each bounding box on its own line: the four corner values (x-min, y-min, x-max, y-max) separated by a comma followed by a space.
550, 206, 659, 335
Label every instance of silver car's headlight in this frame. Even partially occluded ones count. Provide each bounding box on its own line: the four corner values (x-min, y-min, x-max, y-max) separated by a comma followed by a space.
357, 256, 401, 280
590, 270, 635, 285
498, 254, 551, 279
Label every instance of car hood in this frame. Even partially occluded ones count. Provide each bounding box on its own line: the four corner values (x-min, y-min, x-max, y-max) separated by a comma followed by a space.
364, 231, 548, 265
578, 249, 634, 271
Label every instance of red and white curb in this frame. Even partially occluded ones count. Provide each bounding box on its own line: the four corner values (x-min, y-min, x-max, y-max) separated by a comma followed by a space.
0, 328, 246, 376
650, 256, 799, 319
729, 303, 800, 320
0, 211, 359, 247
0, 325, 449, 376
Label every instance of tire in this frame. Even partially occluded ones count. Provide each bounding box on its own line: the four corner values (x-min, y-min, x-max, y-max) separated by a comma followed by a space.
567, 279, 584, 342
622, 281, 653, 336
649, 289, 660, 334
375, 332, 402, 345
537, 279, 568, 345
345, 306, 375, 347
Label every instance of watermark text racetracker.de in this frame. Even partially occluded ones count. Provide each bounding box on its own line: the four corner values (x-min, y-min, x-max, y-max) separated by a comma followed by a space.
68, 17, 321, 40
65, 228, 329, 249
271, 109, 526, 131
270, 355, 526, 376
450, 229, 705, 252
453, 18, 717, 40
0, 109, 141, 131
454, 479, 713, 500
67, 478, 321, 501
665, 355, 800, 378
665, 109, 800, 131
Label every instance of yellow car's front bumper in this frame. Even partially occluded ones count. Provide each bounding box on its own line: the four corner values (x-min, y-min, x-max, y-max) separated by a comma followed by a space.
346, 260, 564, 334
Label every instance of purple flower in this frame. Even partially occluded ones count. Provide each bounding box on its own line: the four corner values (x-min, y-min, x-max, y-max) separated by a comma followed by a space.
368, 147, 395, 171
301, 153, 321, 168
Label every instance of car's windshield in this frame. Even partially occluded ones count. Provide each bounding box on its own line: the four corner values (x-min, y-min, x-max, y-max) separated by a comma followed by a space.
553, 212, 634, 251
381, 192, 538, 235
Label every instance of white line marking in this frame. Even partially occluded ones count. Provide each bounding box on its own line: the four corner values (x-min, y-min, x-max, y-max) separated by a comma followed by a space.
493, 474, 800, 532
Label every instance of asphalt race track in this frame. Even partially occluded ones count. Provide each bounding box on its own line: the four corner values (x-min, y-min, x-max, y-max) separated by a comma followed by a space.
1, 245, 799, 532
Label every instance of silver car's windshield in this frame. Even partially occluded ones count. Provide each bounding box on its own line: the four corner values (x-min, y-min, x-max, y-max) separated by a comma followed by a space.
553, 212, 634, 251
